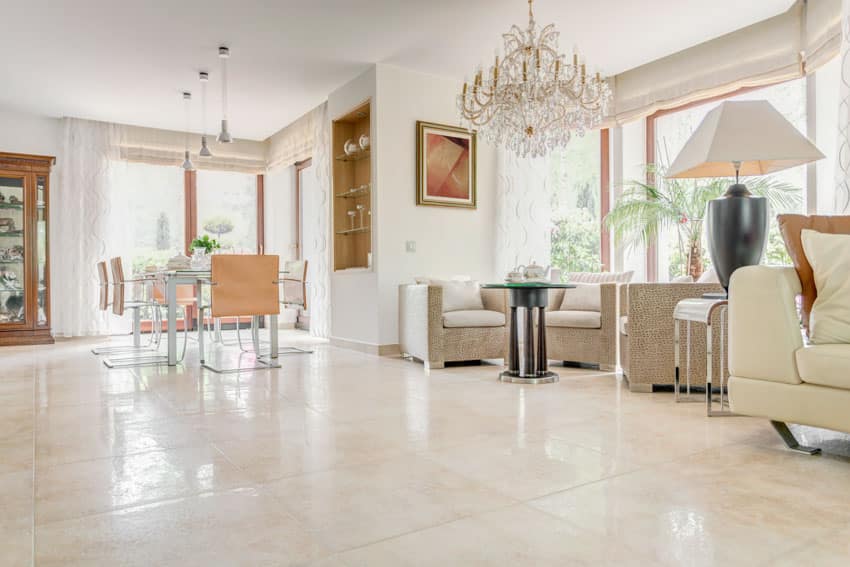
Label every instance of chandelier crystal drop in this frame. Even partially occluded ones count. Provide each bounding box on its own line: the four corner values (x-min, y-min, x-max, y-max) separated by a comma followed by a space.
457, 0, 612, 158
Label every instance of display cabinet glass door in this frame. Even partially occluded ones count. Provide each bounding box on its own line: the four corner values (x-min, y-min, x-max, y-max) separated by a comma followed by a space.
36, 175, 48, 326
0, 174, 27, 326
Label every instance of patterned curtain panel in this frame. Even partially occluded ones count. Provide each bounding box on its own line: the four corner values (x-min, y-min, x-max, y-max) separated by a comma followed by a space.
52, 118, 122, 337
836, 0, 850, 213
305, 102, 331, 338
494, 149, 552, 278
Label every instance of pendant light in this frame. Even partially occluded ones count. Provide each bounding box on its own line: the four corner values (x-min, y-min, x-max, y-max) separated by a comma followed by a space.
181, 91, 195, 170
217, 46, 233, 143
198, 71, 213, 158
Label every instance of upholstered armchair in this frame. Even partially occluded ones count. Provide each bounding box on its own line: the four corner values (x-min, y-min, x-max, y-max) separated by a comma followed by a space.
544, 283, 617, 370
619, 282, 724, 392
399, 284, 507, 369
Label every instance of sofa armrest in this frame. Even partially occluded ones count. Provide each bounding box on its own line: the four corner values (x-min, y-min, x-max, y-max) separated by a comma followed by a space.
599, 283, 617, 331
627, 283, 723, 334
399, 284, 444, 363
729, 266, 803, 384
481, 288, 507, 314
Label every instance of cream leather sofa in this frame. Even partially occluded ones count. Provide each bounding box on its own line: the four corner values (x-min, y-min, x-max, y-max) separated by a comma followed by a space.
729, 265, 850, 454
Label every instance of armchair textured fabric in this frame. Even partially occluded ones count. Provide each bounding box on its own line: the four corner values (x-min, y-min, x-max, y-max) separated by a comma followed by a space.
544, 283, 617, 370
729, 266, 850, 448
619, 282, 724, 392
399, 284, 507, 369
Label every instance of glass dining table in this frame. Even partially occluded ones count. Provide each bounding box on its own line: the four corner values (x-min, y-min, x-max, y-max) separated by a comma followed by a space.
154, 269, 287, 366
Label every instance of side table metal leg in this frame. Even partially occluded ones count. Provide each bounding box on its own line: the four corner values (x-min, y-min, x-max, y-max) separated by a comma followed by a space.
674, 319, 680, 402
523, 307, 534, 377
537, 307, 547, 374
706, 319, 713, 416
509, 306, 519, 374
686, 320, 692, 398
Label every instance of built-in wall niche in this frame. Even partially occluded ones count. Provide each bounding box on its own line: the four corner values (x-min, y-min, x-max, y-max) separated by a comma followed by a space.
332, 100, 372, 271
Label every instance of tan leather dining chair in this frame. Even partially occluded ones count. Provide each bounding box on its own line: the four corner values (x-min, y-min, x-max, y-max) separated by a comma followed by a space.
91, 259, 159, 357
102, 257, 186, 368
198, 254, 282, 373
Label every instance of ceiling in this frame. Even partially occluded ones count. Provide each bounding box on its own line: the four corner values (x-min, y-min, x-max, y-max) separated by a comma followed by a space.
1, 0, 795, 140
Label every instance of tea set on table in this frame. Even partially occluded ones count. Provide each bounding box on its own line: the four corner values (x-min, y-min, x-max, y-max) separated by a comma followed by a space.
505, 260, 561, 283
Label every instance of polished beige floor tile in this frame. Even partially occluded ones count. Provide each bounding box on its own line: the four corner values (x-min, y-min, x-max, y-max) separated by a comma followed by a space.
335, 503, 658, 566
213, 421, 407, 483
421, 429, 638, 501
35, 488, 330, 566
262, 455, 515, 553
36, 444, 252, 524
1, 335, 848, 566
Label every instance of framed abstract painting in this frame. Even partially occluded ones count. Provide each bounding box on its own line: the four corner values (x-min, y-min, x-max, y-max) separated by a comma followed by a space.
416, 121, 476, 208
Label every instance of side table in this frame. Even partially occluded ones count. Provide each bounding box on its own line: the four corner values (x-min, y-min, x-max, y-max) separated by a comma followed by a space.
481, 282, 575, 384
673, 297, 735, 416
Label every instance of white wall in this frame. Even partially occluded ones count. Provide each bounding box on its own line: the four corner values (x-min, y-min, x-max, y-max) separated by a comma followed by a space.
328, 66, 381, 346
0, 109, 61, 158
375, 64, 498, 345
263, 164, 297, 259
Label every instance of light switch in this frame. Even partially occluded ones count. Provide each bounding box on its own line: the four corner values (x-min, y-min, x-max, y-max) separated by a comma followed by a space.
405, 240, 416, 253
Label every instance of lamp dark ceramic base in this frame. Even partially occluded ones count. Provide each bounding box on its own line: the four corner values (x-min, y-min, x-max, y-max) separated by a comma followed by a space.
706, 183, 768, 291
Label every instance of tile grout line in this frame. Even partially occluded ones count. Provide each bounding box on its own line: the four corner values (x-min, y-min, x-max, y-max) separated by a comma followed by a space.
30, 365, 36, 567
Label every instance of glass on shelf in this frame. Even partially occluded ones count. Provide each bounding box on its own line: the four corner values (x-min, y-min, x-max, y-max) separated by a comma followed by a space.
335, 183, 370, 199
334, 148, 370, 162
0, 175, 25, 324
347, 210, 356, 230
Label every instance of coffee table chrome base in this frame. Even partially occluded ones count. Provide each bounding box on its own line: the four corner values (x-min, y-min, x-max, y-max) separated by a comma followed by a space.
499, 370, 559, 384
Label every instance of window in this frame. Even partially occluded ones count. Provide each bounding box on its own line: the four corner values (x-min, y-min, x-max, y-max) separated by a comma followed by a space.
109, 161, 185, 274
651, 79, 807, 280
548, 130, 606, 274
196, 170, 259, 253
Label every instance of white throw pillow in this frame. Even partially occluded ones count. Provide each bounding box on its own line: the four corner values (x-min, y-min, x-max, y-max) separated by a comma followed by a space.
564, 271, 633, 284
559, 283, 601, 312
801, 229, 850, 344
697, 268, 719, 283
671, 275, 694, 283
427, 279, 485, 313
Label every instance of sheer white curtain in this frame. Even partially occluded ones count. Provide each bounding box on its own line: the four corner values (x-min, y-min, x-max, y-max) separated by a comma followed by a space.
305, 102, 331, 338
52, 118, 122, 337
494, 149, 553, 278
835, 0, 850, 213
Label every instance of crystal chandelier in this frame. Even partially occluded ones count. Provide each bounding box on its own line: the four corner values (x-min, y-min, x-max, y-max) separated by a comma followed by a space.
457, 0, 612, 158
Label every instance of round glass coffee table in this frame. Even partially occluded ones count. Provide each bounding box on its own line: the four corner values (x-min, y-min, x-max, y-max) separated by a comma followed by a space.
482, 282, 576, 384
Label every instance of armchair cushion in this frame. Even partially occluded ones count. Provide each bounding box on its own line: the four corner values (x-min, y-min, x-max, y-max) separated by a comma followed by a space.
546, 310, 601, 329
795, 345, 850, 389
565, 270, 634, 283
442, 309, 505, 328
428, 280, 484, 313
801, 229, 850, 344
559, 283, 601, 312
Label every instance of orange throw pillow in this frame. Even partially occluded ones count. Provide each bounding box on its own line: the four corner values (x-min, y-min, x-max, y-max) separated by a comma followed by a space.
777, 214, 850, 330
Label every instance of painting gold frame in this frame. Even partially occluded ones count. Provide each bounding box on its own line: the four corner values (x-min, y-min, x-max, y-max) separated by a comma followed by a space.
416, 121, 477, 208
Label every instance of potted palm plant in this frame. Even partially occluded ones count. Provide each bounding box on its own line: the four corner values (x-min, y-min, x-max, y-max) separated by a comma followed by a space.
604, 163, 800, 279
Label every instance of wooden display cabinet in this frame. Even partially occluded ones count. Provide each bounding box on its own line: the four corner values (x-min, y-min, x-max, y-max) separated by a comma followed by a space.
0, 152, 54, 346
332, 100, 372, 271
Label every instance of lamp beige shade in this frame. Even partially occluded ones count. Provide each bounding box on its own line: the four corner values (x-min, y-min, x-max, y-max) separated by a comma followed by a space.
666, 100, 824, 179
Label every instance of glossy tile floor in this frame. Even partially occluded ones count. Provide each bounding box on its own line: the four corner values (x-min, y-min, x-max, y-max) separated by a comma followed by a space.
3, 332, 850, 566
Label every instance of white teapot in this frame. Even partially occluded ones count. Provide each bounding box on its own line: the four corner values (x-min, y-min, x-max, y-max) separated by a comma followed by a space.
520, 259, 550, 281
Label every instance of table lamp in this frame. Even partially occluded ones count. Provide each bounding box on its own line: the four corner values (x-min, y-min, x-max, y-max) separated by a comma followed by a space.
666, 100, 824, 294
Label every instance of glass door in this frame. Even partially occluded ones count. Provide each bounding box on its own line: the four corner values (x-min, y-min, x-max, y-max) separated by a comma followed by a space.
0, 173, 28, 327
36, 175, 48, 326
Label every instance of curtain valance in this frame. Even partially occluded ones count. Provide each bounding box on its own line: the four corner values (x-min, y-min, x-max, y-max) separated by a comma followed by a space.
609, 0, 841, 125
265, 105, 320, 170
118, 124, 267, 174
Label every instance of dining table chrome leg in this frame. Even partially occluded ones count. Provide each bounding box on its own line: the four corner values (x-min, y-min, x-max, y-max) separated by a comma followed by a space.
523, 307, 534, 377
536, 306, 547, 374
167, 276, 178, 366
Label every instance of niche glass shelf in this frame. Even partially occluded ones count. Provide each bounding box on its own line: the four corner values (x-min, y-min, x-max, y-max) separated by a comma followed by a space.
335, 226, 370, 236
